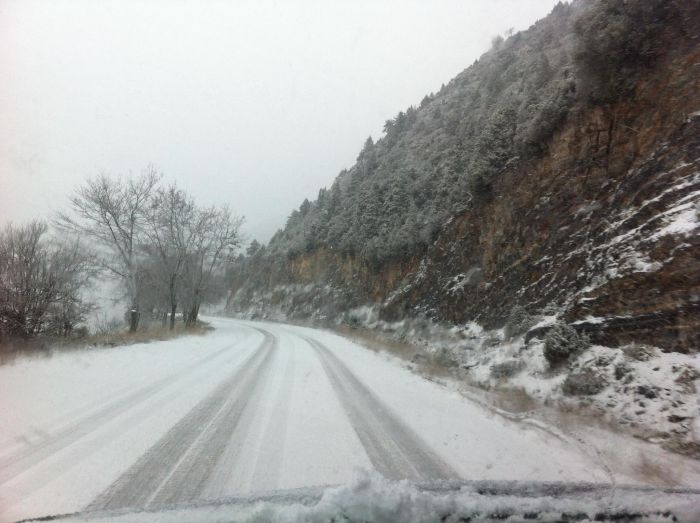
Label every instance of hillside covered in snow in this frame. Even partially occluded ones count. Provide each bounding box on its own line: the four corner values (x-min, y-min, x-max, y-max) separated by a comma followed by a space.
226, 0, 700, 456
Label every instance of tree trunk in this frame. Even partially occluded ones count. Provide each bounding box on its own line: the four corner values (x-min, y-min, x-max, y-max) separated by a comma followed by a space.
186, 304, 199, 327
129, 309, 140, 333
168, 279, 177, 331
185, 288, 200, 328
129, 263, 139, 333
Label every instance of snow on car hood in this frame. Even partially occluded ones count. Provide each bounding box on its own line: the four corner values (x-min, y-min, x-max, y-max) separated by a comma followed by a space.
19, 473, 700, 523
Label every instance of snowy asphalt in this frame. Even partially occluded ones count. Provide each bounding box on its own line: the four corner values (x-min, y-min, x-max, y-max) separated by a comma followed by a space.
1, 317, 699, 521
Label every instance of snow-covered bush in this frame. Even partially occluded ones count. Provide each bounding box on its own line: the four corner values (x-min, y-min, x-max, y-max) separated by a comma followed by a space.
503, 305, 536, 339
543, 322, 589, 367
562, 366, 608, 396
342, 306, 378, 328
674, 364, 698, 394
622, 343, 656, 362
490, 359, 522, 380
614, 361, 633, 382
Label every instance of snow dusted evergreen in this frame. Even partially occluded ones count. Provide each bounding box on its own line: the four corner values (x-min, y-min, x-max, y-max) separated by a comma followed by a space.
543, 322, 590, 367
266, 1, 577, 265
256, 0, 672, 266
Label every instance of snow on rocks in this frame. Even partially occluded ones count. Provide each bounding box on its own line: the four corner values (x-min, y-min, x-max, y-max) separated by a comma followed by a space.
338, 307, 700, 458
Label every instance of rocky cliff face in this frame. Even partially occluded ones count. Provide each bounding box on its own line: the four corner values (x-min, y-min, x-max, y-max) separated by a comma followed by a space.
227, 0, 700, 354
385, 47, 700, 352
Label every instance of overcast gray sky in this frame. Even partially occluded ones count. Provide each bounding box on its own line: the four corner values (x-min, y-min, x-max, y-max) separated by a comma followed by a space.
0, 0, 561, 243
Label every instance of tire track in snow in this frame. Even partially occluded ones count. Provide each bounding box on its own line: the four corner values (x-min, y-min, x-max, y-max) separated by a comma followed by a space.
0, 345, 258, 506
305, 335, 459, 482
247, 341, 295, 492
0, 340, 243, 487
87, 330, 278, 511
198, 327, 291, 498
149, 328, 279, 506
0, 381, 135, 460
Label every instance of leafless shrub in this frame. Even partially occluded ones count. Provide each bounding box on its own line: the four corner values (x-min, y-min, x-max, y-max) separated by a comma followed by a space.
0, 221, 94, 340
562, 367, 608, 396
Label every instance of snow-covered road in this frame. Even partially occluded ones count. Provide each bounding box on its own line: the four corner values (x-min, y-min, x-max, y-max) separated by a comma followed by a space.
1, 317, 699, 521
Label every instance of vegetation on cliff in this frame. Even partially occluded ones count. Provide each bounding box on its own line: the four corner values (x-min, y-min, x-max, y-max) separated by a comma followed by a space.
228, 0, 699, 351
259, 0, 678, 264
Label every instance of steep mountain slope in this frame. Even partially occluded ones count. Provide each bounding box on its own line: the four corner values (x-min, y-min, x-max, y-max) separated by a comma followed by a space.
226, 0, 700, 454
229, 0, 699, 352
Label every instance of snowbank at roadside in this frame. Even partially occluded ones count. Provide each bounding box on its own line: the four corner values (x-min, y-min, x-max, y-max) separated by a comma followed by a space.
335, 306, 700, 457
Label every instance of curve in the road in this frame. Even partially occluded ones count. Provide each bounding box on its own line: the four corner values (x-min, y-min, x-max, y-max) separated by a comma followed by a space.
303, 334, 460, 482
87, 329, 278, 512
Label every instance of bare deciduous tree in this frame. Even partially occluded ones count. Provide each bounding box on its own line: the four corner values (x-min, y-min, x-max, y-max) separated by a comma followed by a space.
143, 184, 196, 329
54, 166, 243, 333
181, 206, 244, 326
56, 167, 161, 332
0, 221, 93, 339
